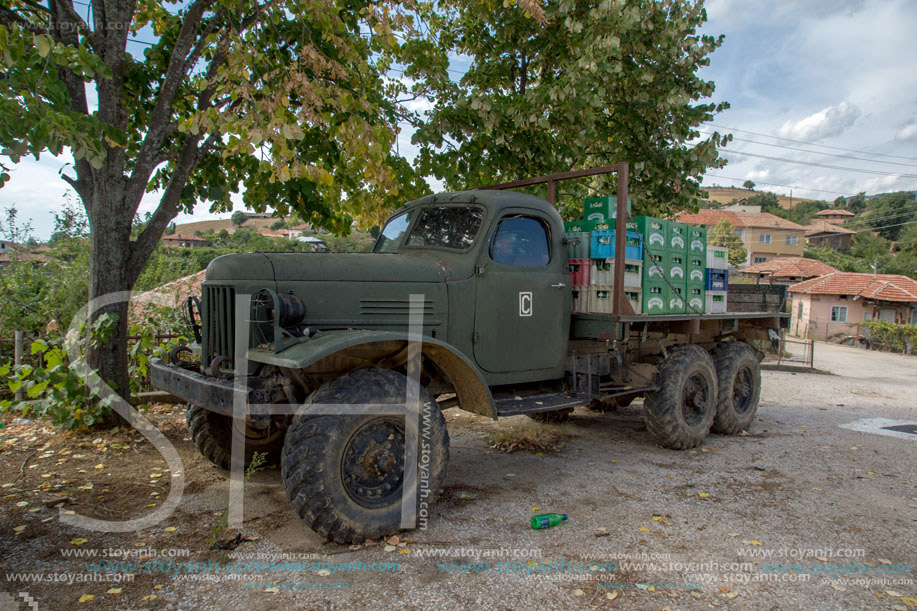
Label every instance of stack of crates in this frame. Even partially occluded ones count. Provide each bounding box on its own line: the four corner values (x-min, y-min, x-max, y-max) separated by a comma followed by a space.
635, 217, 708, 315
705, 245, 729, 313
565, 196, 640, 314
686, 226, 707, 314
587, 229, 643, 314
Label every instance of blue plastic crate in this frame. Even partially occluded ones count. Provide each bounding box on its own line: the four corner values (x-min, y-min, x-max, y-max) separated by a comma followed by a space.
591, 230, 642, 260
705, 269, 729, 291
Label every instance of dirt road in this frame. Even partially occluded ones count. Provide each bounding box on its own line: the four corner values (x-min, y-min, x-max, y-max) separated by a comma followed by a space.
2, 342, 915, 609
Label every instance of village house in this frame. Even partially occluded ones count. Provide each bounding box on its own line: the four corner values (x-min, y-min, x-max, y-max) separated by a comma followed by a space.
813, 208, 856, 225
676, 209, 807, 266
160, 233, 211, 248
737, 257, 838, 285
804, 220, 856, 251
788, 272, 917, 341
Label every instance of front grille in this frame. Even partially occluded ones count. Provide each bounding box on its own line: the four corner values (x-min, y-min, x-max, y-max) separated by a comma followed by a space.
202, 285, 236, 367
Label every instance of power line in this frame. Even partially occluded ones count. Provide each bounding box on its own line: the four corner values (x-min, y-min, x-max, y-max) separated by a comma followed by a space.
700, 132, 917, 169
849, 217, 917, 235
706, 123, 917, 162
719, 150, 917, 180
703, 173, 856, 198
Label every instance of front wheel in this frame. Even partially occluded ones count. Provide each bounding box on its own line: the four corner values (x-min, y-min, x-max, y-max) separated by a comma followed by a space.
186, 406, 285, 470
643, 345, 718, 450
281, 369, 449, 544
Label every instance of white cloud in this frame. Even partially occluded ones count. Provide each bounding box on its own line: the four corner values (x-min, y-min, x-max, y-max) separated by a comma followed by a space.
895, 123, 917, 143
775, 102, 861, 141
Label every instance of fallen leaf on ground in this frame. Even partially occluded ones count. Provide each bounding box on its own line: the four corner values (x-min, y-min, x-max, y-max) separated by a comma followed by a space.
106, 588, 122, 594
70, 538, 88, 546
606, 591, 618, 600
698, 493, 710, 498
78, 594, 95, 602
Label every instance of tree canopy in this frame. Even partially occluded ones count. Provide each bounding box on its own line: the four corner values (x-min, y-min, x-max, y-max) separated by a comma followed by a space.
708, 218, 746, 266
410, 0, 730, 217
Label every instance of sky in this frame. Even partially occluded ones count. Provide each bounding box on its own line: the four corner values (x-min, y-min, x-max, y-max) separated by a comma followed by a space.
3, 0, 916, 240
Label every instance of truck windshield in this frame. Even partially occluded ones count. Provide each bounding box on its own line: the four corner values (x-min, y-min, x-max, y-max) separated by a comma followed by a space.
375, 205, 483, 252
405, 205, 483, 250
374, 210, 415, 252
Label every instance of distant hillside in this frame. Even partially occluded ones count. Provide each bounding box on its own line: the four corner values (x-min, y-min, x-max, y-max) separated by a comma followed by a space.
704, 186, 816, 210
171, 215, 295, 236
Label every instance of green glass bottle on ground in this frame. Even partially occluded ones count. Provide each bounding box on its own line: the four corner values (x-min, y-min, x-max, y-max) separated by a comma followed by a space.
531, 513, 568, 530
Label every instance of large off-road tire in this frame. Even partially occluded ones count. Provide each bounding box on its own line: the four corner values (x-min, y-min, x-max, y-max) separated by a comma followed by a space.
527, 407, 574, 423
643, 345, 718, 450
281, 369, 449, 544
186, 406, 285, 470
711, 341, 761, 434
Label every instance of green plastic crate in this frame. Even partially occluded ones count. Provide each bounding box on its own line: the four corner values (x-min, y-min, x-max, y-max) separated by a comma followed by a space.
686, 283, 706, 314
643, 282, 668, 315
582, 196, 633, 222
635, 217, 667, 253
688, 226, 707, 256
687, 254, 706, 284
665, 252, 687, 284
668, 283, 687, 314
666, 221, 688, 252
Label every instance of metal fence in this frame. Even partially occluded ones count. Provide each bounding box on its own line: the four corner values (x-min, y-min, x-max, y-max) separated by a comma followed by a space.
764, 334, 815, 370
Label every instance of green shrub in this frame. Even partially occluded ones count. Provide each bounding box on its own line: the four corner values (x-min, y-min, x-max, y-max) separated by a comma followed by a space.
853, 320, 917, 353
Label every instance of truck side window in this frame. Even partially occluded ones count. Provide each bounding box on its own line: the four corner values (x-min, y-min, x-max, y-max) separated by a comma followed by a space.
490, 216, 550, 266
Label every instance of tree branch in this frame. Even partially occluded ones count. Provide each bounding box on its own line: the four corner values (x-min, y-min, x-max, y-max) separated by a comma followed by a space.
124, 0, 214, 208
0, 6, 46, 34
49, 0, 96, 47
127, 131, 220, 277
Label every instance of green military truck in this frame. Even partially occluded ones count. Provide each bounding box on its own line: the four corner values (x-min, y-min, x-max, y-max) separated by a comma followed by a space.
151, 166, 786, 543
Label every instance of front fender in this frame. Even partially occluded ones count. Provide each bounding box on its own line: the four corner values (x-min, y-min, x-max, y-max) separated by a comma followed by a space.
247, 330, 496, 419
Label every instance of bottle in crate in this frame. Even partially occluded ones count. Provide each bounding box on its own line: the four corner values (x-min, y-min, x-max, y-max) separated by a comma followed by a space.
590, 259, 612, 285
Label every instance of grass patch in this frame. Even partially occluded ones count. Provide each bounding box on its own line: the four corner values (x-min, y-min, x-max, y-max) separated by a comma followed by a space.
488, 422, 568, 454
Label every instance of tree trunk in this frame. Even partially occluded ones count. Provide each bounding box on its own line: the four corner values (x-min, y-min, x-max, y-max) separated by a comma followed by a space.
86, 195, 140, 414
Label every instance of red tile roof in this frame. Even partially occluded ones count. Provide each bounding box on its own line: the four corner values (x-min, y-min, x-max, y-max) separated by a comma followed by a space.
815, 209, 855, 217
739, 257, 837, 279
804, 220, 856, 236
676, 209, 805, 230
788, 273, 917, 302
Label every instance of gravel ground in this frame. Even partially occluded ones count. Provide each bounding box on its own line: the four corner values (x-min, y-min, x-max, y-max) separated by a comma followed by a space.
2, 341, 916, 610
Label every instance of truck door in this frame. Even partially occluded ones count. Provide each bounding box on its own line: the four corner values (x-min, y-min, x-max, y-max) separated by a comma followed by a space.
473, 212, 570, 374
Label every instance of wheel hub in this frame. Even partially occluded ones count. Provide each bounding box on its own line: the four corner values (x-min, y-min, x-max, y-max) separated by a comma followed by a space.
341, 418, 405, 508
681, 372, 709, 426
733, 366, 754, 414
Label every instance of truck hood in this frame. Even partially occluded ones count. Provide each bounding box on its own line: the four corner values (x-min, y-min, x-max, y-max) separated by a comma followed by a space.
206, 252, 460, 283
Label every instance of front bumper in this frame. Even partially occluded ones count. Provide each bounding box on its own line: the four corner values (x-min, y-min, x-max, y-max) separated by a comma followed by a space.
149, 358, 281, 417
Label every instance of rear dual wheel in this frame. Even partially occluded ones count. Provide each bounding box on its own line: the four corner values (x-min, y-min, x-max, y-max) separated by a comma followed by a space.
644, 345, 718, 450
